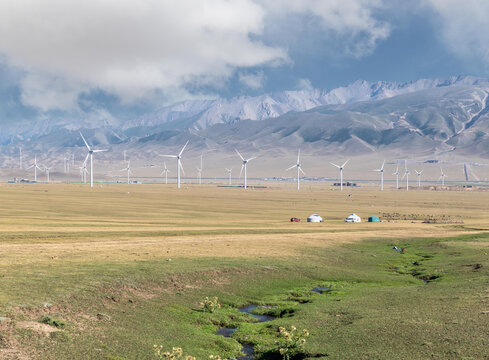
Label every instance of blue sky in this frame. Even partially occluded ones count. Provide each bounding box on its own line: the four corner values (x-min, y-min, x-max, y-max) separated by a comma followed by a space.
0, 0, 488, 122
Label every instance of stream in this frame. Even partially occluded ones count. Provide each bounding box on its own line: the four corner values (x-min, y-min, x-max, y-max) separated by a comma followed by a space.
215, 286, 331, 359
216, 304, 275, 360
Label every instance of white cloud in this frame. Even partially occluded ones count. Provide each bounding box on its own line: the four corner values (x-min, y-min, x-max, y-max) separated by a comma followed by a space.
239, 71, 265, 89
296, 78, 314, 91
0, 0, 392, 112
427, 0, 489, 66
0, 0, 286, 110
260, 0, 391, 57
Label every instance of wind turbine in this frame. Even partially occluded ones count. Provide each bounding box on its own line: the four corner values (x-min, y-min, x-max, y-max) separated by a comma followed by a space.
235, 148, 256, 189
121, 160, 132, 184
44, 167, 51, 183
161, 161, 170, 184
373, 160, 385, 191
330, 160, 349, 191
225, 168, 232, 185
79, 164, 88, 184
439, 167, 447, 186
196, 153, 203, 185
393, 163, 400, 189
401, 161, 410, 191
26, 155, 42, 182
286, 149, 305, 190
159, 141, 189, 189
79, 132, 108, 188
415, 169, 423, 187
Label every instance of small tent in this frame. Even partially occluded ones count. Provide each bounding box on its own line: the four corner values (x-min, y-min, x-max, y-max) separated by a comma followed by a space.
368, 216, 380, 222
307, 214, 323, 223
345, 213, 361, 223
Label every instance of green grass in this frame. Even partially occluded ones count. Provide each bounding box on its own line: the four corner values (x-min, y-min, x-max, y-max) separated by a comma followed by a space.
7, 232, 486, 360
1, 185, 489, 359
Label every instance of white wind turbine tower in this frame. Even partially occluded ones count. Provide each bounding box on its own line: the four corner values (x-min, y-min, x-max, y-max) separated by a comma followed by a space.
393, 163, 400, 189
121, 160, 132, 184
79, 132, 108, 188
373, 160, 385, 191
196, 153, 203, 185
27, 155, 42, 182
225, 168, 232, 185
401, 161, 410, 191
330, 160, 349, 191
235, 149, 256, 189
79, 155, 89, 184
64, 153, 71, 174
159, 141, 189, 189
44, 167, 51, 183
415, 169, 423, 187
79, 164, 87, 183
439, 167, 447, 186
286, 149, 305, 190
161, 161, 170, 184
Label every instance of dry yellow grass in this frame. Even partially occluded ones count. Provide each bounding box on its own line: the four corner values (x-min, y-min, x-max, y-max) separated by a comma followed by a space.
1, 183, 488, 359
0, 183, 487, 269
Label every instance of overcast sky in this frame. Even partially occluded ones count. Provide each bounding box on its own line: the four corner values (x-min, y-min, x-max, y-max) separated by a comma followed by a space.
1, 0, 489, 121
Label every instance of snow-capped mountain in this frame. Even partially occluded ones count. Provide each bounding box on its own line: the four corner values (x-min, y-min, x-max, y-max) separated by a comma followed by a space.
2, 75, 489, 168
122, 75, 489, 131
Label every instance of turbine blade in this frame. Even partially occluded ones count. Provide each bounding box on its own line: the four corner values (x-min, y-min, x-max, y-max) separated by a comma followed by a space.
235, 148, 244, 161
286, 165, 296, 171
239, 164, 244, 178
179, 160, 185, 175
330, 162, 340, 168
341, 159, 349, 168
299, 168, 306, 175
380, 160, 385, 170
93, 149, 108, 153
159, 155, 177, 158
246, 157, 256, 162
179, 140, 189, 157
83, 153, 90, 166
79, 132, 91, 150
297, 148, 301, 163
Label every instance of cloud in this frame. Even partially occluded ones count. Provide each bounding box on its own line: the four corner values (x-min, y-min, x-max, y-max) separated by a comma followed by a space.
296, 78, 314, 91
427, 0, 489, 67
0, 0, 286, 110
239, 71, 265, 89
0, 0, 393, 112
260, 0, 391, 57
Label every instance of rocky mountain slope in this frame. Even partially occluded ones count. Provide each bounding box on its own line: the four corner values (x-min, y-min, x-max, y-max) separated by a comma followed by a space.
2, 76, 489, 172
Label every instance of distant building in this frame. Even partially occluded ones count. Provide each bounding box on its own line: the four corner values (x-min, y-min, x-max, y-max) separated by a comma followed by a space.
333, 182, 357, 187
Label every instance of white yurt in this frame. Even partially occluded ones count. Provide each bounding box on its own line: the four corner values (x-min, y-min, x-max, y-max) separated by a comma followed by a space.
345, 213, 361, 223
307, 214, 323, 223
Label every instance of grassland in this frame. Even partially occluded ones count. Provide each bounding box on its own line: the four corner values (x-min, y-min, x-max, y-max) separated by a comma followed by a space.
0, 183, 488, 359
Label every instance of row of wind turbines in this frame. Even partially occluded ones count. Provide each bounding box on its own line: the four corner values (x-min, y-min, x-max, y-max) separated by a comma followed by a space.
286, 151, 447, 192
158, 141, 256, 189
20, 135, 451, 190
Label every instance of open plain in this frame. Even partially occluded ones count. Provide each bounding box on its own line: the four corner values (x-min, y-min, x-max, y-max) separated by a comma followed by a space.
0, 183, 488, 359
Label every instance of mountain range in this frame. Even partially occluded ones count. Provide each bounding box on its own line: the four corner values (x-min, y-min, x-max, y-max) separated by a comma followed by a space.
2, 75, 489, 171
